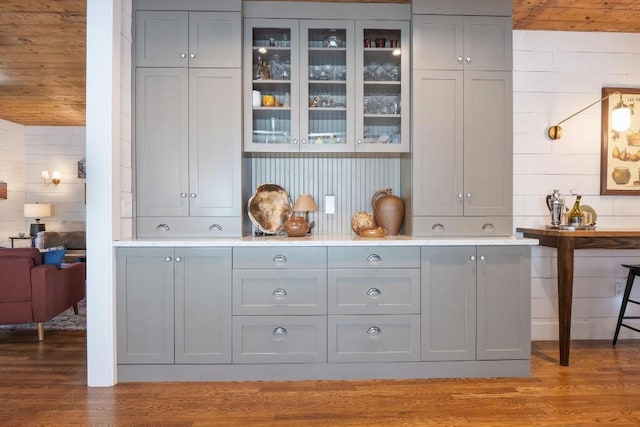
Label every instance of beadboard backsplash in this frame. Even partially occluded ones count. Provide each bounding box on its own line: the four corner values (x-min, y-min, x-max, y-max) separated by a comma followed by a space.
250, 154, 401, 235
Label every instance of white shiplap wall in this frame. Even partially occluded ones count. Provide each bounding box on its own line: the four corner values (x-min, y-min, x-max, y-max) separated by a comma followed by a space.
24, 126, 86, 232
514, 30, 640, 340
0, 119, 26, 247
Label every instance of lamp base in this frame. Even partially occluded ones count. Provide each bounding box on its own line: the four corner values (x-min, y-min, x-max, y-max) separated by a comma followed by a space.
30, 223, 45, 237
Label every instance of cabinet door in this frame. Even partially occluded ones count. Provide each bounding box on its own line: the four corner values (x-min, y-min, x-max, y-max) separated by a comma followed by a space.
135, 11, 189, 67
244, 19, 301, 153
412, 70, 463, 216
188, 12, 241, 68
463, 16, 512, 71
117, 248, 175, 364
412, 15, 463, 70
136, 68, 189, 217
476, 246, 531, 360
463, 71, 512, 216
174, 248, 232, 364
299, 20, 354, 152
189, 68, 242, 217
421, 246, 476, 361
355, 20, 410, 153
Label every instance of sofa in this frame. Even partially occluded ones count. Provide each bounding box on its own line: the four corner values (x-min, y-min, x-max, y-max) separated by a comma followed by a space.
37, 230, 86, 263
0, 248, 86, 340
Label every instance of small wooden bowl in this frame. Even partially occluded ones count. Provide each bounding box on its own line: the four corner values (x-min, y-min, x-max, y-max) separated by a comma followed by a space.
358, 227, 387, 238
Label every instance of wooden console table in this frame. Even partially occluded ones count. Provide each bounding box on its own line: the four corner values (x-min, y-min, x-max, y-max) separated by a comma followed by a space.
516, 227, 640, 366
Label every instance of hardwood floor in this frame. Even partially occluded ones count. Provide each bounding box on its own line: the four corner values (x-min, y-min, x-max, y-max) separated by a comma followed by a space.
0, 330, 639, 426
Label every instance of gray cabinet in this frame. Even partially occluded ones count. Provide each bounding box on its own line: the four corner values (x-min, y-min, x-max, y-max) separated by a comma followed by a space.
327, 246, 421, 362
135, 10, 241, 68
117, 247, 232, 365
410, 4, 513, 237
135, 67, 242, 237
421, 246, 530, 362
243, 3, 410, 153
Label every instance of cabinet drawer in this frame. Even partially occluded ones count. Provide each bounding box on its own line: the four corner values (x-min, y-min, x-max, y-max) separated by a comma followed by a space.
328, 315, 420, 362
412, 216, 512, 237
233, 269, 326, 315
328, 269, 420, 314
232, 316, 326, 364
136, 216, 242, 237
328, 246, 419, 269
233, 247, 326, 269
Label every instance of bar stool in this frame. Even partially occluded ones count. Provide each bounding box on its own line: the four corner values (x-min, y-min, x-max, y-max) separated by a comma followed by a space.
613, 264, 640, 345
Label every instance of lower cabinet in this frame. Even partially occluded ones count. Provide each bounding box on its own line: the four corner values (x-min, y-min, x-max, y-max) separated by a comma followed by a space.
116, 244, 531, 381
421, 245, 531, 362
116, 247, 232, 365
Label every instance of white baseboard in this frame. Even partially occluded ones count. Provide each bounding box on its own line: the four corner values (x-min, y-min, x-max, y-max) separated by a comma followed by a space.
532, 319, 640, 341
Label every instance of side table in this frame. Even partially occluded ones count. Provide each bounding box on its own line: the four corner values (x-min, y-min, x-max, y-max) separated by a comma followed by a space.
9, 236, 36, 248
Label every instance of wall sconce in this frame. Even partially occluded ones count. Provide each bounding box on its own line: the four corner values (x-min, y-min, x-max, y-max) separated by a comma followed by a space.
42, 170, 61, 186
547, 91, 633, 140
24, 203, 51, 237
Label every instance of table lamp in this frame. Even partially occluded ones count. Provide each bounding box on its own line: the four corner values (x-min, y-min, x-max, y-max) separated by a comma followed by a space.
292, 194, 318, 232
24, 203, 51, 237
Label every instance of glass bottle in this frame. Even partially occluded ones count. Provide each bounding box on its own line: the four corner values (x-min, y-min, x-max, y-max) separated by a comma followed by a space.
269, 54, 285, 80
258, 57, 270, 80
568, 195, 583, 225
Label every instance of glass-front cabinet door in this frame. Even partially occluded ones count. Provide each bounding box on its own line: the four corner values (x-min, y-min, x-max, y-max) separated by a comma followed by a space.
355, 20, 410, 153
244, 19, 300, 153
299, 20, 354, 153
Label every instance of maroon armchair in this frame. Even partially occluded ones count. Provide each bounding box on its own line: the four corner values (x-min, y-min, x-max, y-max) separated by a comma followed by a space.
0, 248, 85, 341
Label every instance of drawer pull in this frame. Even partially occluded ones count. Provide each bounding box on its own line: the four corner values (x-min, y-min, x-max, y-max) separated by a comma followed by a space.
209, 224, 223, 232
272, 327, 287, 337
156, 224, 170, 232
367, 254, 382, 263
272, 288, 287, 297
367, 288, 381, 297
432, 223, 445, 232
367, 326, 382, 336
272, 254, 288, 263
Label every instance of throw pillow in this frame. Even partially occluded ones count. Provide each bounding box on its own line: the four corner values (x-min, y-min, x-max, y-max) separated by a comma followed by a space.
42, 248, 67, 269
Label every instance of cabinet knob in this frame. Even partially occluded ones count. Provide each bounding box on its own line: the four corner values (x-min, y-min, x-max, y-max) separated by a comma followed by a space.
367, 326, 382, 336
272, 327, 287, 337
357, 139, 363, 144
179, 53, 187, 60
209, 224, 223, 232
479, 255, 486, 261
165, 256, 172, 262
466, 57, 471, 64
367, 288, 381, 298
301, 138, 307, 144
482, 223, 495, 232
292, 139, 298, 144
156, 224, 170, 231
367, 254, 382, 263
272, 254, 288, 263
189, 52, 196, 60
272, 288, 288, 298
432, 223, 445, 232
175, 256, 182, 262
470, 255, 476, 261
180, 193, 188, 198
457, 193, 464, 199
457, 56, 463, 64
190, 193, 197, 198
465, 193, 472, 199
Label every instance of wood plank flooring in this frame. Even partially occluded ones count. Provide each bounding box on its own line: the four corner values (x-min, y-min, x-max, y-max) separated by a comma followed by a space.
0, 330, 639, 426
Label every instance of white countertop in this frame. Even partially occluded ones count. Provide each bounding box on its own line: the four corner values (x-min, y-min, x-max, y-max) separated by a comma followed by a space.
113, 234, 538, 247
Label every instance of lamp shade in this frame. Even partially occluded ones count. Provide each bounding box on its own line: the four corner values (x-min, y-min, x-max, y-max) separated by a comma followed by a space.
24, 203, 51, 219
293, 194, 318, 212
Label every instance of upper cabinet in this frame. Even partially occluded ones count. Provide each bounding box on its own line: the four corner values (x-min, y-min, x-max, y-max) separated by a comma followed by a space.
134, 3, 244, 238
412, 15, 512, 71
409, 0, 513, 237
135, 11, 241, 68
243, 8, 409, 153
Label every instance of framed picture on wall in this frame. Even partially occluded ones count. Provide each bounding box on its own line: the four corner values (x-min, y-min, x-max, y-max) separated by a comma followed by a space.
601, 87, 640, 195
77, 160, 86, 179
